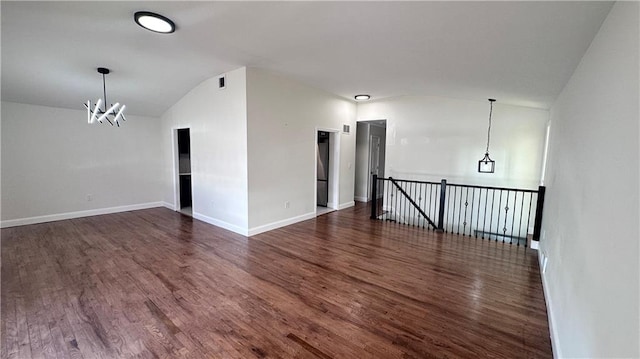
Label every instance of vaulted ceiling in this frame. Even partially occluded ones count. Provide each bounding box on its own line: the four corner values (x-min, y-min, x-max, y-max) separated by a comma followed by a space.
1, 1, 613, 117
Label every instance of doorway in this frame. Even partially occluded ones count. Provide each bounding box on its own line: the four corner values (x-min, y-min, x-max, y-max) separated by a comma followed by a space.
369, 135, 381, 199
354, 120, 387, 202
315, 129, 340, 216
175, 128, 192, 216
317, 131, 330, 207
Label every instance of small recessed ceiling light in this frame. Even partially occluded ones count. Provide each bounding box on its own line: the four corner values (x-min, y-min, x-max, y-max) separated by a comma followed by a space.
134, 11, 176, 34
354, 94, 371, 101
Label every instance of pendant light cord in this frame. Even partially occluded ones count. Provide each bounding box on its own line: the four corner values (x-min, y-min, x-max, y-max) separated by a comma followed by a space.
102, 72, 107, 113
485, 100, 493, 154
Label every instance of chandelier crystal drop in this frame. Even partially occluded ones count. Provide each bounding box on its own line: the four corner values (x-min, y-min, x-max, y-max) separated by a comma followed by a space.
84, 67, 126, 127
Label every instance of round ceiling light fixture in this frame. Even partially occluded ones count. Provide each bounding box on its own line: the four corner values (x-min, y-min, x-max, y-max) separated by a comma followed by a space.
134, 11, 176, 34
354, 94, 371, 101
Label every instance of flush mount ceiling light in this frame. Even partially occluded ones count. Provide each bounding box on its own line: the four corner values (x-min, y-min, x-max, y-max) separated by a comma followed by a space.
354, 94, 371, 101
134, 11, 175, 34
478, 99, 497, 173
84, 67, 126, 127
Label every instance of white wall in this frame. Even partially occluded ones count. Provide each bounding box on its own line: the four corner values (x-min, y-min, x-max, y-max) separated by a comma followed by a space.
357, 96, 549, 189
246, 68, 356, 234
540, 2, 639, 358
161, 67, 249, 235
1, 101, 163, 226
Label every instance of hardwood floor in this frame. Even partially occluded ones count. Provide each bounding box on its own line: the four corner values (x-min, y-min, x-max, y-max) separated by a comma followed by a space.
1, 203, 552, 358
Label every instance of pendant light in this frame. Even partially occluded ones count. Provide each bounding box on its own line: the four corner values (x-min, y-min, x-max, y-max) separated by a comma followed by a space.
84, 67, 126, 127
478, 99, 496, 173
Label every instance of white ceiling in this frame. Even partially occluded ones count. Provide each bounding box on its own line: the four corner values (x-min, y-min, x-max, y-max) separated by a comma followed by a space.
1, 1, 613, 117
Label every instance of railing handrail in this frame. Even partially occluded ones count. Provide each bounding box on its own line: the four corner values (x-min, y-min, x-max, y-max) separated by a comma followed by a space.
446, 182, 538, 193
376, 176, 539, 194
377, 177, 442, 186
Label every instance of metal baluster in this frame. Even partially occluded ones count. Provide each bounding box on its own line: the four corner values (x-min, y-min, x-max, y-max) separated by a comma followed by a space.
470, 188, 476, 238
420, 183, 430, 228
502, 190, 509, 243
489, 189, 499, 241
415, 183, 420, 227
383, 179, 387, 220
384, 178, 387, 219
396, 181, 400, 224
447, 185, 453, 233
389, 179, 392, 221
406, 182, 410, 225
388, 180, 393, 222
511, 191, 518, 245
411, 182, 416, 226
385, 179, 389, 219
425, 183, 430, 229
400, 182, 404, 224
496, 190, 503, 242
482, 188, 488, 239
407, 182, 412, 225
463, 187, 469, 236
423, 183, 428, 229
398, 182, 402, 224
422, 183, 427, 228
429, 183, 437, 224
450, 186, 456, 234
517, 191, 525, 247
454, 186, 462, 235
406, 182, 411, 225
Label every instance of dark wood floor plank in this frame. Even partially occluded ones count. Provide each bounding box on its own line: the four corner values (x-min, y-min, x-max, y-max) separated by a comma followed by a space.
2, 204, 552, 358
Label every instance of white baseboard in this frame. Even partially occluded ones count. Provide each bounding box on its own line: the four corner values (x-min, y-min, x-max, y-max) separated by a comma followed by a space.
192, 212, 249, 236
247, 211, 316, 237
0, 202, 165, 228
354, 196, 368, 202
338, 201, 355, 210
530, 240, 540, 250
539, 252, 561, 359
162, 201, 175, 210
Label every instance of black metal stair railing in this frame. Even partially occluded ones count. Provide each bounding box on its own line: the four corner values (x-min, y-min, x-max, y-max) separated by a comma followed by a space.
370, 175, 546, 247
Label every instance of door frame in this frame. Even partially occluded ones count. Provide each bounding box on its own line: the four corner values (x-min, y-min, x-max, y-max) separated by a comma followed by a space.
314, 127, 341, 213
172, 126, 192, 211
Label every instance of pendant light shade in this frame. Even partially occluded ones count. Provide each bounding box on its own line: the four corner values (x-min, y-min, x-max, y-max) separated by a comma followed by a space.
478, 152, 495, 173
478, 99, 496, 173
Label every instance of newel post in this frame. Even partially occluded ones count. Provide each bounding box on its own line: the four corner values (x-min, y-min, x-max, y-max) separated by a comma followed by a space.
370, 174, 378, 220
532, 186, 546, 242
436, 179, 447, 232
